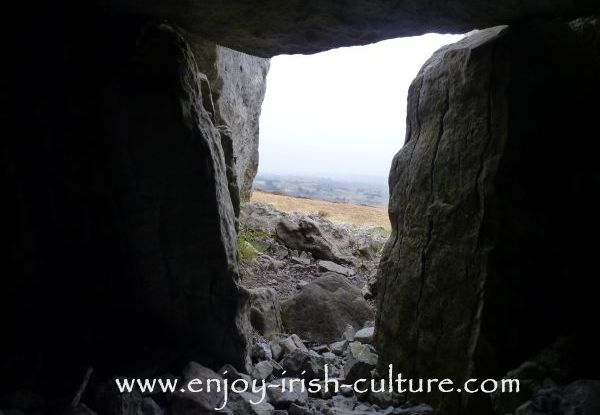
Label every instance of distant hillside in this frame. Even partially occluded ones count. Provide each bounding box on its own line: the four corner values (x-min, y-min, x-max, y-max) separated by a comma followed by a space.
253, 173, 389, 206
251, 190, 390, 230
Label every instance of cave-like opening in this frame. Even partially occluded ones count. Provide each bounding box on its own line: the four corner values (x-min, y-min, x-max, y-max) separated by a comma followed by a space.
237, 33, 467, 390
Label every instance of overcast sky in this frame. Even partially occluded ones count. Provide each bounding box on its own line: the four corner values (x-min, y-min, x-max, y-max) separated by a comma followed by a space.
258, 33, 463, 180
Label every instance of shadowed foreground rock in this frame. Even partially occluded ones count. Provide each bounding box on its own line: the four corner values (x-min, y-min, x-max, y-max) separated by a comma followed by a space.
375, 22, 600, 413
5, 18, 252, 400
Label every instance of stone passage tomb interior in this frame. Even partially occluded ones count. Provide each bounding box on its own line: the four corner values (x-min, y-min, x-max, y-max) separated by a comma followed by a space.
5, 1, 600, 415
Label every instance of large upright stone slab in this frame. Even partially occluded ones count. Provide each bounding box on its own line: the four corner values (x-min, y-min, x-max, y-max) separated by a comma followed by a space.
375, 22, 600, 413
5, 19, 252, 399
191, 38, 269, 201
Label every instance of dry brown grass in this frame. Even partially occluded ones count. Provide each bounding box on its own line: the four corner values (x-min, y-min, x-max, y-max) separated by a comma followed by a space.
251, 189, 390, 230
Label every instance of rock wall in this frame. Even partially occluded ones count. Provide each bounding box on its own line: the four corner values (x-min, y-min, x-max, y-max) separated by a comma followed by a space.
5, 10, 251, 404
375, 21, 600, 414
190, 38, 270, 201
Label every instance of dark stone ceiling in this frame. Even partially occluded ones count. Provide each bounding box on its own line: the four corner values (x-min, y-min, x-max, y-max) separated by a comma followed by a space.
104, 0, 600, 56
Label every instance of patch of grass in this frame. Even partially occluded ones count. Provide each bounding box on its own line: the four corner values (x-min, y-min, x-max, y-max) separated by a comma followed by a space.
367, 226, 390, 238
238, 238, 258, 263
318, 209, 330, 218
371, 240, 386, 254
237, 227, 273, 263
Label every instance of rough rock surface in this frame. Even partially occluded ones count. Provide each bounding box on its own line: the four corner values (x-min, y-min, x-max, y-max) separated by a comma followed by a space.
191, 38, 269, 201
376, 22, 600, 413
105, 0, 600, 56
282, 273, 374, 344
280, 349, 327, 380
276, 218, 352, 264
248, 287, 283, 339
343, 342, 378, 383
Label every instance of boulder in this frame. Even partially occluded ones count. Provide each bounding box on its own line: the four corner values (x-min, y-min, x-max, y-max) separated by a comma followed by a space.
353, 327, 374, 345
278, 337, 299, 356
270, 341, 284, 361
252, 342, 273, 362
280, 349, 326, 380
226, 391, 274, 415
267, 378, 309, 409
289, 335, 308, 352
343, 342, 378, 383
170, 362, 226, 415
375, 22, 600, 413
251, 360, 274, 380
316, 261, 354, 277
361, 275, 378, 300
342, 325, 356, 342
248, 287, 283, 339
276, 219, 349, 264
281, 273, 374, 343
329, 341, 348, 356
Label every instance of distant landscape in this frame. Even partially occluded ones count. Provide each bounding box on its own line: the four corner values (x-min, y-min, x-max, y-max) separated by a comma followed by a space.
251, 190, 390, 230
253, 173, 389, 207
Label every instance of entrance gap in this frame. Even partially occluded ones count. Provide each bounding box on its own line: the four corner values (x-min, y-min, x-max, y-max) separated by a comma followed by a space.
239, 33, 461, 347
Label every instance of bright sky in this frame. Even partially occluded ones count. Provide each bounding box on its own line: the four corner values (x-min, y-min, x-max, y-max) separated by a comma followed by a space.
258, 33, 463, 179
